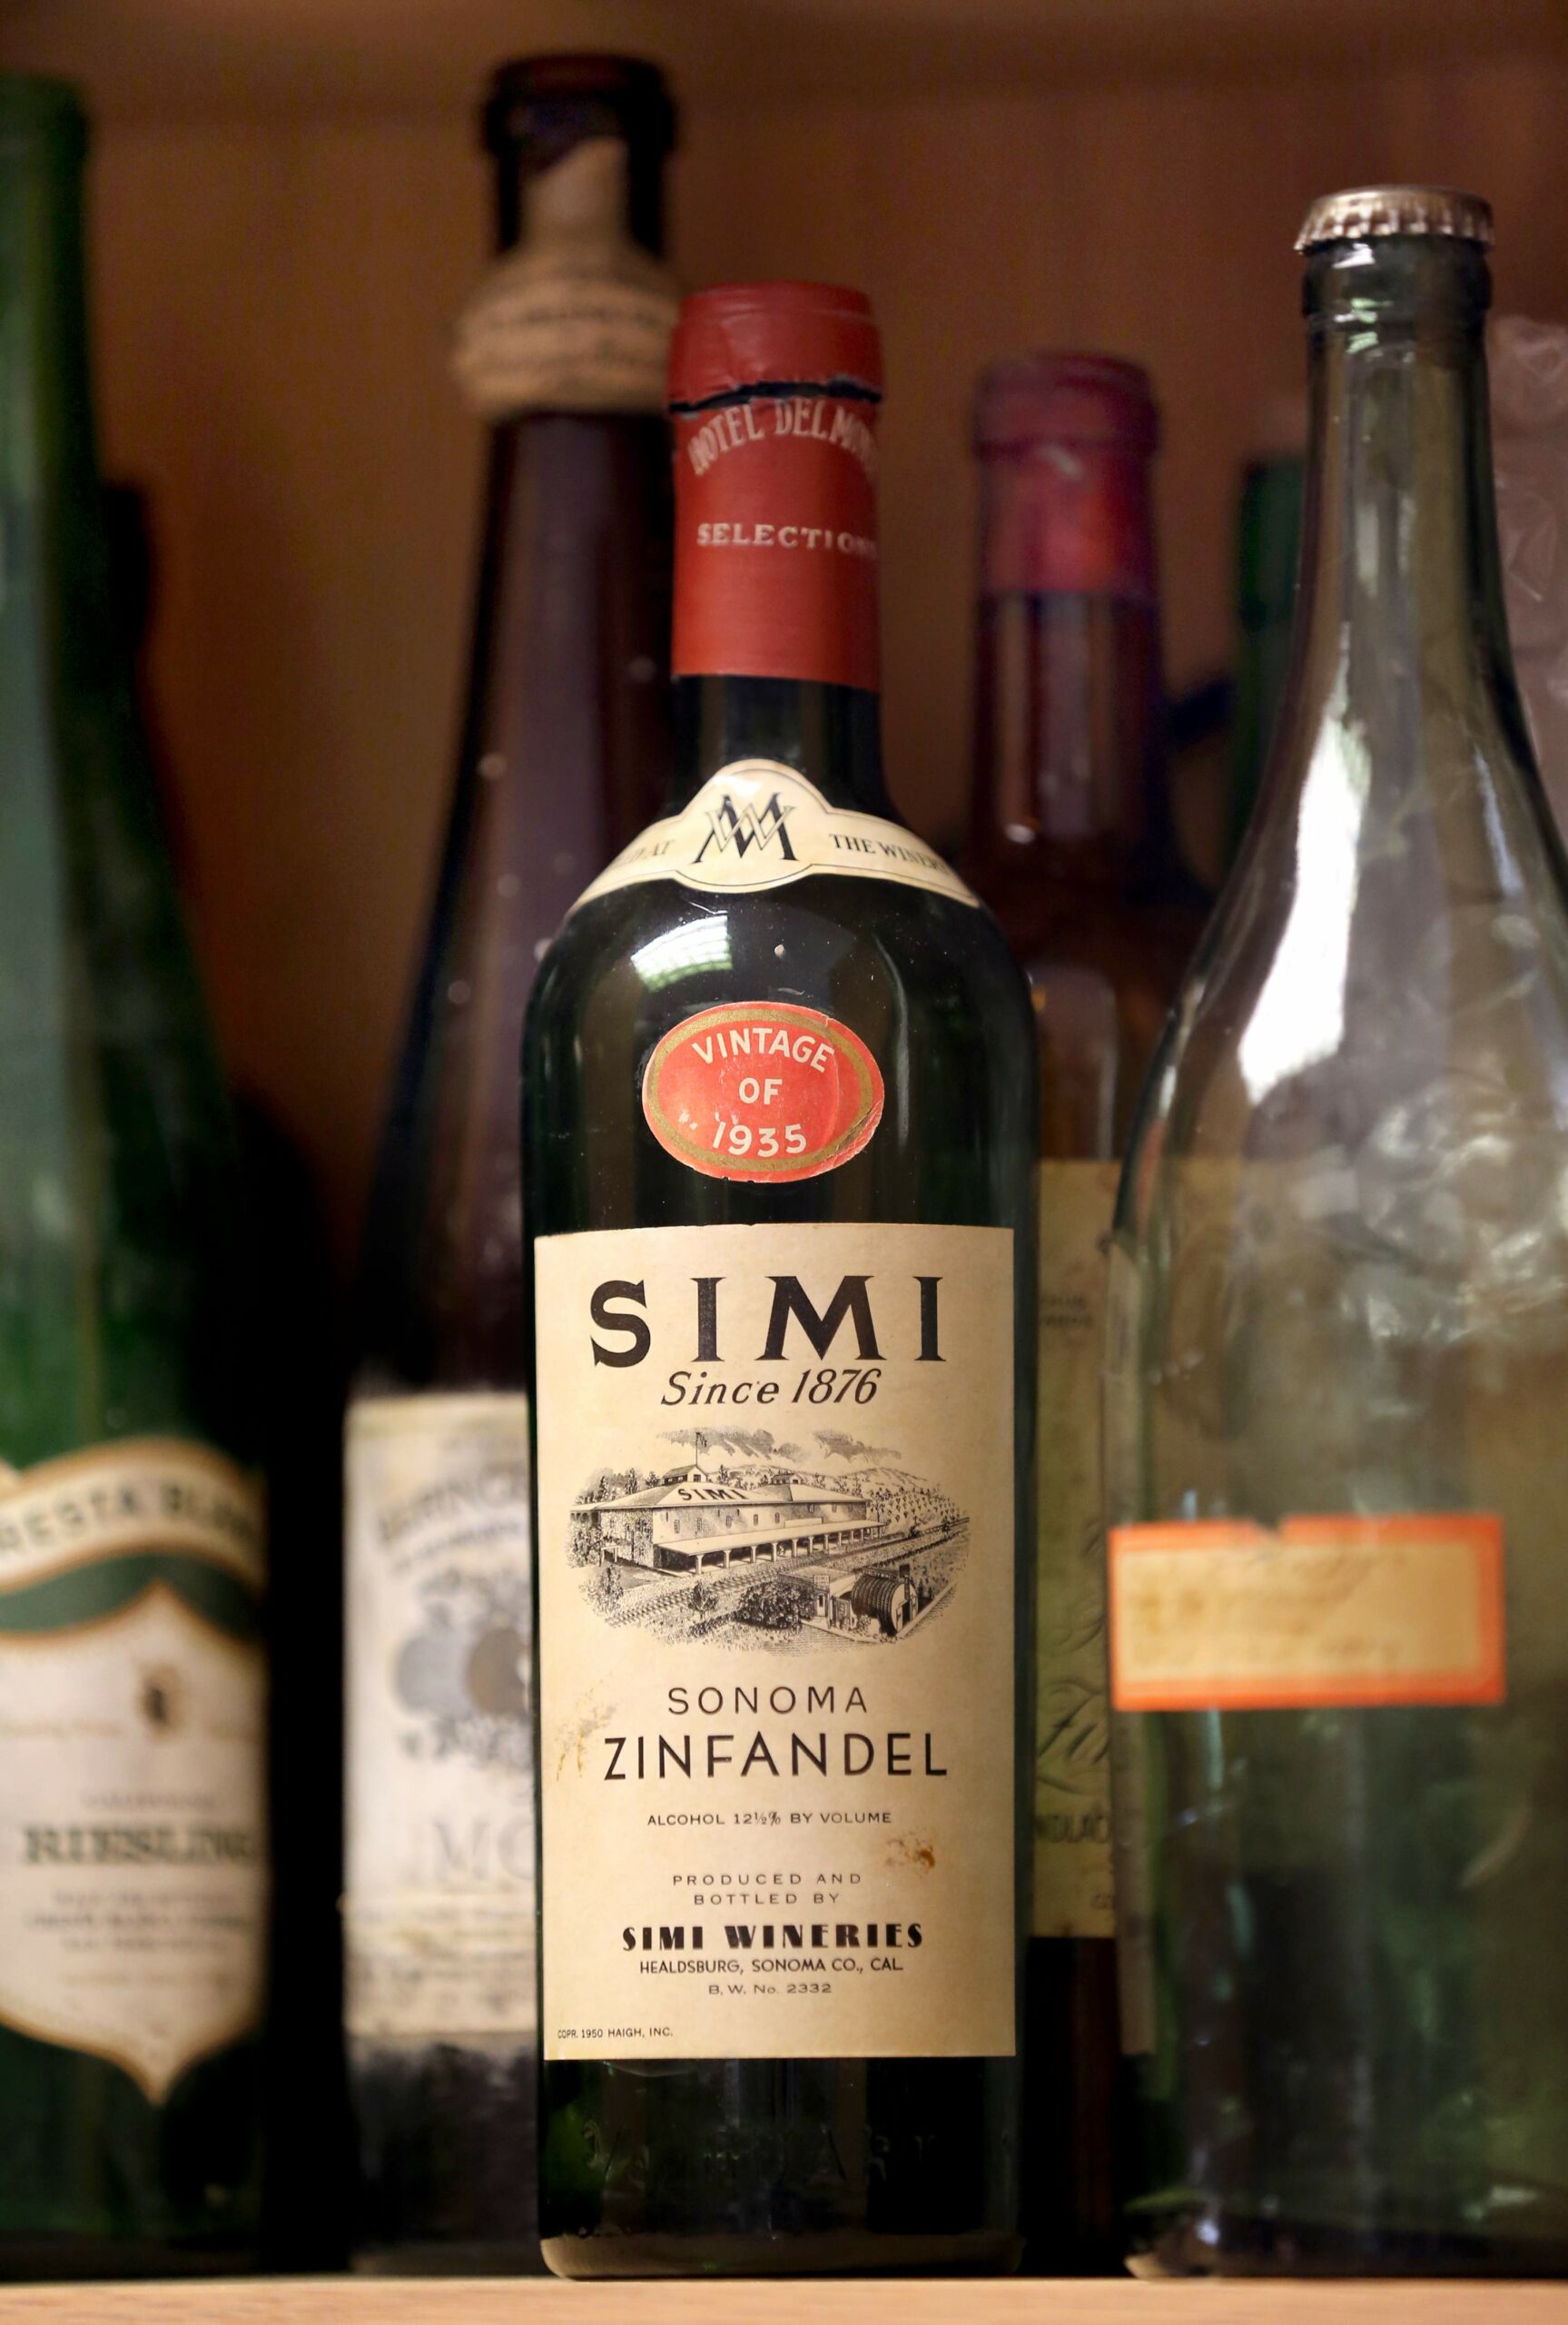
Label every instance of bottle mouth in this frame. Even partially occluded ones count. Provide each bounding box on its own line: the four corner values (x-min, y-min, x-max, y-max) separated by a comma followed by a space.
0, 74, 87, 151
481, 54, 676, 163
1302, 231, 1492, 333
668, 282, 883, 412
973, 352, 1158, 457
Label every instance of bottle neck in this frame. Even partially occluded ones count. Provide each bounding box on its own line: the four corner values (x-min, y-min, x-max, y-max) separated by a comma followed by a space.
671, 675, 887, 815
1274, 236, 1523, 807
455, 126, 676, 426
968, 446, 1161, 863
970, 591, 1160, 856
668, 378, 886, 814
494, 124, 665, 258
1, 102, 106, 638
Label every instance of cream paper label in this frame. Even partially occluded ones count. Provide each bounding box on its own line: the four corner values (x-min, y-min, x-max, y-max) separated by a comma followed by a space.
0, 1441, 266, 2101
453, 138, 678, 418
344, 1394, 536, 2044
1034, 1162, 1119, 1942
1109, 1513, 1505, 1710
536, 1220, 1016, 2062
570, 762, 980, 915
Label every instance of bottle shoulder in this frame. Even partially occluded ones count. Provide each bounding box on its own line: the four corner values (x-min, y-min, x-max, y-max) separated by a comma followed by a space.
528, 869, 1035, 1053
523, 871, 1038, 1240
1115, 727, 1568, 1299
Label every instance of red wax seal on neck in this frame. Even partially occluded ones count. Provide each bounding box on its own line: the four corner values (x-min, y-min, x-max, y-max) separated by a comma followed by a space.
975, 352, 1159, 602
668, 282, 883, 691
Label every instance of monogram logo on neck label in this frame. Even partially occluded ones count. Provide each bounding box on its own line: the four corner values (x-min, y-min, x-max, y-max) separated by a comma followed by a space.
695, 790, 798, 866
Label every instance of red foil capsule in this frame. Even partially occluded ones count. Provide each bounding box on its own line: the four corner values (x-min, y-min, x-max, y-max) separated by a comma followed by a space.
974, 351, 1159, 604
667, 282, 883, 691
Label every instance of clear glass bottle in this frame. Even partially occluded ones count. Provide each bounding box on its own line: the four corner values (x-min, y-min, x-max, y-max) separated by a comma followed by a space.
1108, 185, 1568, 2275
0, 74, 266, 2275
524, 282, 1037, 2276
344, 54, 676, 2272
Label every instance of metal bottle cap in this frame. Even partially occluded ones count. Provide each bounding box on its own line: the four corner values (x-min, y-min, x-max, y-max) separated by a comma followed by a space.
1296, 185, 1494, 252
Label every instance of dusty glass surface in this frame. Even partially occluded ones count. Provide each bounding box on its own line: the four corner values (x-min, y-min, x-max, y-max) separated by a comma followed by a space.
1109, 220, 1568, 2271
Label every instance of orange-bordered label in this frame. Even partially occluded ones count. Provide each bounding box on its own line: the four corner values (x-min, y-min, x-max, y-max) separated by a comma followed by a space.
1108, 1512, 1504, 1713
641, 1001, 883, 1183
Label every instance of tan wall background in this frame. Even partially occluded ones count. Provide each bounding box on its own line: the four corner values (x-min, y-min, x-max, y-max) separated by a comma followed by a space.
7, 32, 1568, 1255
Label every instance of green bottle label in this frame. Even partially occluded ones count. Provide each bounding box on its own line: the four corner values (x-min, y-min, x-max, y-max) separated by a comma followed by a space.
0, 1440, 265, 2098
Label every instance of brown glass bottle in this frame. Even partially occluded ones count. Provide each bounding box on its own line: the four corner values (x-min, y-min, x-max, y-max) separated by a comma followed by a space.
345, 55, 676, 2271
963, 355, 1208, 2271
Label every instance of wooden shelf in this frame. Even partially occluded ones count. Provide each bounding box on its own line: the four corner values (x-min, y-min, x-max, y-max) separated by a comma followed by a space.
0, 0, 1562, 116
0, 2282, 1567, 2324
4, 3, 1567, 1263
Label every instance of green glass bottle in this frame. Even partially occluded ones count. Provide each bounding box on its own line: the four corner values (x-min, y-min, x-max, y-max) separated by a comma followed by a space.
1108, 185, 1568, 2275
1223, 444, 1303, 871
0, 76, 266, 2274
524, 282, 1037, 2275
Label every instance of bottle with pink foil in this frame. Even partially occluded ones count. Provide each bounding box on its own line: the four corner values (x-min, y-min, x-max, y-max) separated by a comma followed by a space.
963, 353, 1208, 2270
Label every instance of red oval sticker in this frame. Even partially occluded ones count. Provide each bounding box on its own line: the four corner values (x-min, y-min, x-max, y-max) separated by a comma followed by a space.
642, 1002, 884, 1182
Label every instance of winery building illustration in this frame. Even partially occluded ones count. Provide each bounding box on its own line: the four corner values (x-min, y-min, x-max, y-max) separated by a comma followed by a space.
577, 1457, 964, 1641
593, 1469, 877, 1570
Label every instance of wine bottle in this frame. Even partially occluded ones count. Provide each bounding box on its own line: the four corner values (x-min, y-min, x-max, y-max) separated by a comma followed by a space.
524, 282, 1038, 2276
104, 479, 350, 2269
0, 75, 266, 2275
343, 54, 676, 2271
1108, 185, 1568, 2273
963, 355, 1207, 2271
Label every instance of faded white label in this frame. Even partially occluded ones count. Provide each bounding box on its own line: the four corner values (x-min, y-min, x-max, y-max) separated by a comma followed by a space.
344, 1394, 536, 2044
537, 1221, 1017, 2063
453, 138, 677, 418
571, 762, 980, 914
0, 1580, 266, 2102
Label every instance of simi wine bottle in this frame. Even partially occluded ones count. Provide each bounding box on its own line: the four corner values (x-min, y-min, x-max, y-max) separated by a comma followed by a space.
525, 282, 1038, 2276
0, 76, 266, 2274
344, 55, 676, 2271
963, 354, 1206, 2271
1108, 187, 1568, 2273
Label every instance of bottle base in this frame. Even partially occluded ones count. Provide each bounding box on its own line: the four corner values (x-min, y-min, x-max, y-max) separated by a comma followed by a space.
543, 2226, 1022, 2278
0, 2238, 258, 2282
352, 2240, 543, 2277
1131, 2207, 1568, 2279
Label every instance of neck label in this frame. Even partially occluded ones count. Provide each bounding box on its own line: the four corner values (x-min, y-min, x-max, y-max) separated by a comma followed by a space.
453, 139, 677, 418
674, 391, 881, 687
570, 761, 978, 914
